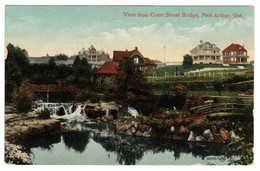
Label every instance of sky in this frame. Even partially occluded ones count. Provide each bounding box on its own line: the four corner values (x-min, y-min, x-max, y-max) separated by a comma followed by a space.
5, 6, 254, 62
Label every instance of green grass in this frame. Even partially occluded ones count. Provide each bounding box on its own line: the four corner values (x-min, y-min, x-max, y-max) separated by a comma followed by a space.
156, 64, 254, 77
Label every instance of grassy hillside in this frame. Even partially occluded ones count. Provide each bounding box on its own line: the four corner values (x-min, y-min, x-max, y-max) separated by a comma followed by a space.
156, 64, 254, 76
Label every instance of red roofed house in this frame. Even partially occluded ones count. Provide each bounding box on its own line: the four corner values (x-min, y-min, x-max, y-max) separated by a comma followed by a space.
94, 61, 119, 75
113, 47, 157, 75
222, 43, 249, 64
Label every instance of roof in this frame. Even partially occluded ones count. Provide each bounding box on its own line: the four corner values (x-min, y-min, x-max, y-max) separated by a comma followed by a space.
94, 61, 119, 75
113, 49, 135, 61
222, 43, 247, 53
191, 41, 220, 52
144, 57, 157, 65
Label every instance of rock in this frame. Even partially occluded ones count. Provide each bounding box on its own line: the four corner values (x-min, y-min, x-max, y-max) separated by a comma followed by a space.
101, 117, 108, 122
139, 124, 149, 132
131, 127, 136, 134
203, 129, 214, 142
143, 131, 150, 137
136, 130, 143, 136
125, 123, 132, 130
196, 135, 206, 142
84, 103, 101, 118
131, 121, 138, 128
179, 125, 189, 134
126, 129, 132, 135
229, 130, 240, 141
57, 107, 66, 116
211, 126, 217, 134
220, 128, 229, 142
188, 131, 196, 141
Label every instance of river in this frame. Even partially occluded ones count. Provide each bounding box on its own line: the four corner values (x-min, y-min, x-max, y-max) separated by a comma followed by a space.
20, 122, 238, 165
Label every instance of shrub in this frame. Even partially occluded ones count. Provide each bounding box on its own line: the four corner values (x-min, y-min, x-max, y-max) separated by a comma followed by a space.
38, 108, 51, 119
5, 141, 31, 164
13, 80, 33, 113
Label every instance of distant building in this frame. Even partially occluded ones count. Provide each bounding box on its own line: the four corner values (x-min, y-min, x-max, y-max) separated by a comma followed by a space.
113, 47, 157, 75
222, 43, 249, 64
78, 45, 109, 62
190, 40, 222, 64
28, 56, 75, 67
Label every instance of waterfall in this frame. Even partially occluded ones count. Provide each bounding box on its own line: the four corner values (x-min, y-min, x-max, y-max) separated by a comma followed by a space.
34, 103, 89, 123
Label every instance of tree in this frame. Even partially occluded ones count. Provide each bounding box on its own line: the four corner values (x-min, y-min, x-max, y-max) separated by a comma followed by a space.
73, 55, 81, 66
65, 58, 94, 101
55, 53, 68, 60
212, 80, 226, 95
13, 80, 33, 113
5, 43, 30, 103
48, 57, 56, 67
183, 54, 193, 67
106, 59, 155, 115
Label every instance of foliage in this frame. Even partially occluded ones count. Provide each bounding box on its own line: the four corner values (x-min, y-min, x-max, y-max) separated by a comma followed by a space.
228, 138, 253, 165
13, 80, 33, 113
5, 43, 30, 103
54, 53, 68, 60
106, 59, 155, 115
171, 84, 188, 96
212, 80, 226, 95
38, 108, 51, 119
48, 57, 56, 67
73, 55, 81, 66
182, 54, 193, 67
182, 95, 204, 112
5, 141, 31, 164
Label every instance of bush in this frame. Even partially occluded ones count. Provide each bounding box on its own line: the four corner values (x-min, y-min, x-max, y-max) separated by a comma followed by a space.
38, 108, 51, 119
5, 141, 31, 164
13, 80, 33, 113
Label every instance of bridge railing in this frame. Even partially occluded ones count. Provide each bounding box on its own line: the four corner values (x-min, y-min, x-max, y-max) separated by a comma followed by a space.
190, 103, 249, 116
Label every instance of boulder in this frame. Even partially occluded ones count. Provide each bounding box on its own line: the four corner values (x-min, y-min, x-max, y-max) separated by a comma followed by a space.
203, 129, 214, 142
196, 135, 206, 142
131, 127, 137, 134
57, 107, 66, 116
136, 130, 143, 136
100, 116, 108, 122
179, 125, 189, 134
220, 128, 229, 142
139, 124, 149, 132
143, 131, 150, 137
188, 131, 196, 141
126, 129, 132, 135
84, 103, 102, 118
229, 130, 240, 141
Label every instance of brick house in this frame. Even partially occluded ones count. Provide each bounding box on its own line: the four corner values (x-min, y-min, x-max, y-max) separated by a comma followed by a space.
190, 40, 222, 64
113, 47, 157, 75
222, 43, 249, 64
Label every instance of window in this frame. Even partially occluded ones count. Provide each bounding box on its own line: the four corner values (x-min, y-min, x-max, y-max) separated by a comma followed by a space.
134, 58, 139, 64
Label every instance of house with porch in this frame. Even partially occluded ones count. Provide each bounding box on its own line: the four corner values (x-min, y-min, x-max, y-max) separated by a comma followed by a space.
222, 43, 249, 64
190, 40, 222, 64
113, 47, 157, 75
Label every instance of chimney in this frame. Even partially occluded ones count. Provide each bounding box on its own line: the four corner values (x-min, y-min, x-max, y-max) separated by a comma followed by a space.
126, 49, 128, 52
135, 46, 138, 50
200, 40, 203, 45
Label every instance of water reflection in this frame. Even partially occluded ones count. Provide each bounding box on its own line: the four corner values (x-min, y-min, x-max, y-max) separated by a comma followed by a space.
21, 123, 236, 165
63, 131, 90, 153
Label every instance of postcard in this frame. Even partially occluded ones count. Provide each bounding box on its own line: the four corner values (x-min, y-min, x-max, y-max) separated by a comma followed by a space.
4, 5, 254, 166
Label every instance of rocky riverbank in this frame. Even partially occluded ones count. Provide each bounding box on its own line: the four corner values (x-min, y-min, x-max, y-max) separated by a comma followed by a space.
5, 111, 77, 143
114, 117, 240, 143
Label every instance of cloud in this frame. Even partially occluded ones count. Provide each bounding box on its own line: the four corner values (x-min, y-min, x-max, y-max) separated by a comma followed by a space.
192, 24, 214, 32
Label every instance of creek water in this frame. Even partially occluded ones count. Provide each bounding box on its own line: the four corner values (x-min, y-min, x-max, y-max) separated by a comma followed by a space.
21, 122, 238, 165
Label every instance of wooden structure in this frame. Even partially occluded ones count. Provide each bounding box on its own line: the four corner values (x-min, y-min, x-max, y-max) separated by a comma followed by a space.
190, 103, 249, 117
